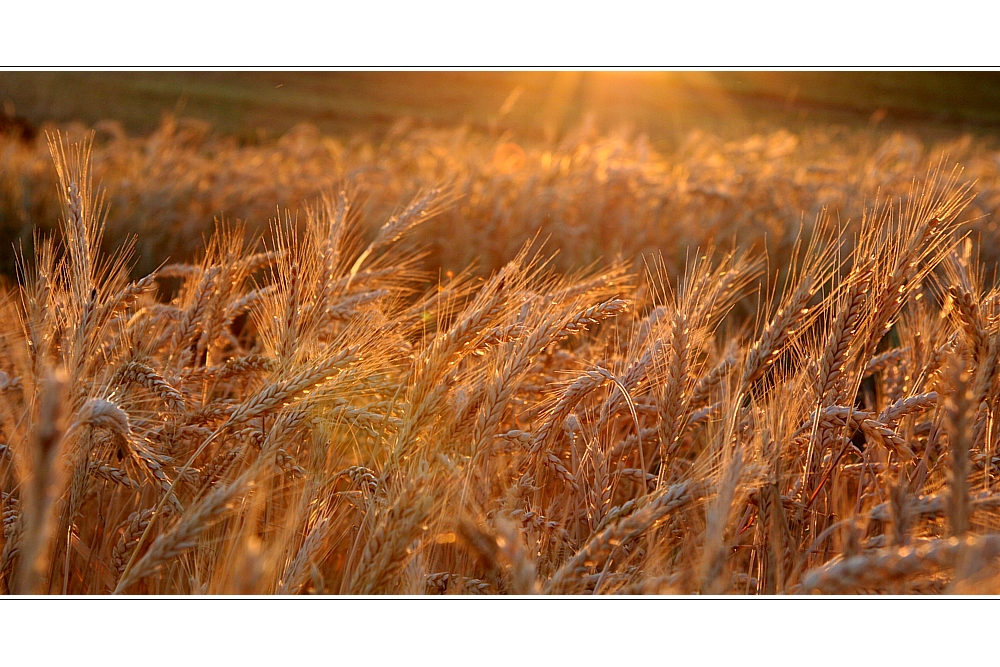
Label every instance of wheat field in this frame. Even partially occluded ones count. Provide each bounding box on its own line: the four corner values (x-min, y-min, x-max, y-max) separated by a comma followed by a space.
3, 115, 1000, 595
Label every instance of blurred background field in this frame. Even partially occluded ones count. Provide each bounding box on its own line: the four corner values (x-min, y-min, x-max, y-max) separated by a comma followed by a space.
3, 71, 1000, 278
7, 72, 1000, 140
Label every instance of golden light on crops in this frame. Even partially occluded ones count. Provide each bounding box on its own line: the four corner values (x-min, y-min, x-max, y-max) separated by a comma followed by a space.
2, 72, 1000, 598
